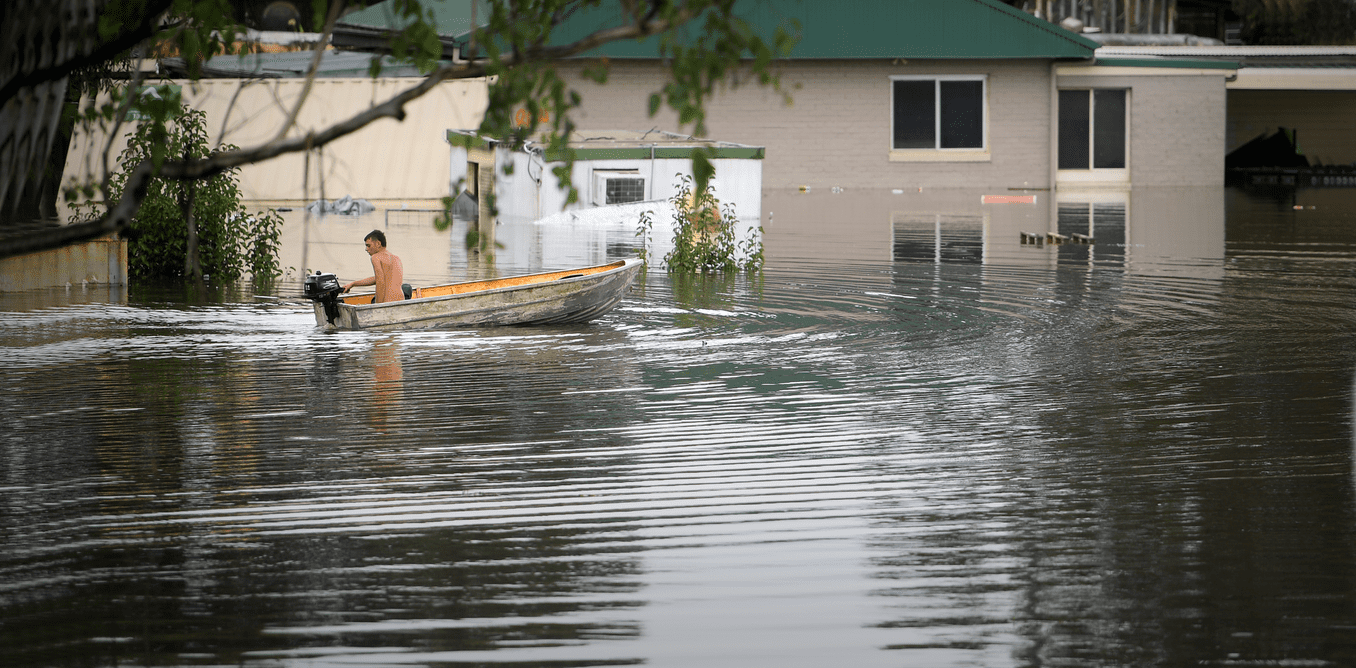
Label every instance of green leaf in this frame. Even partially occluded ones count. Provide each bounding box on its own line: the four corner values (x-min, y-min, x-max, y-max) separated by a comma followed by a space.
691, 148, 715, 199
312, 0, 330, 32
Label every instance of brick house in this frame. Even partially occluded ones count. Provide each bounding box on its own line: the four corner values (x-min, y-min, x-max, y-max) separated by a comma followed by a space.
500, 0, 1236, 193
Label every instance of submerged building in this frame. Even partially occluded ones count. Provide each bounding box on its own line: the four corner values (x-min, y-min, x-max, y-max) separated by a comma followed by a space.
446, 129, 765, 226
525, 0, 1237, 193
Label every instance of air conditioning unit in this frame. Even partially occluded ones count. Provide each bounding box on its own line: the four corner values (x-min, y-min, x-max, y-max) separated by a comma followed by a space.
593, 170, 646, 205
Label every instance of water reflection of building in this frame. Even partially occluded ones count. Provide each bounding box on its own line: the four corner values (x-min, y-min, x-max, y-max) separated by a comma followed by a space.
884, 188, 1223, 276
893, 214, 986, 264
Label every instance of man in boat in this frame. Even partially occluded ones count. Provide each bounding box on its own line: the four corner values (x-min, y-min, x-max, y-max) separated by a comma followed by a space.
342, 230, 405, 303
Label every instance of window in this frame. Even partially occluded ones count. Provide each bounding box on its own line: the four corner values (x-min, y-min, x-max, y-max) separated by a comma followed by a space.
891, 76, 986, 151
592, 170, 646, 205
1059, 89, 1127, 171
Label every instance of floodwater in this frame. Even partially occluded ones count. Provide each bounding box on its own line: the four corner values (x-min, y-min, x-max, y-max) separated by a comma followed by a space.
2, 185, 1355, 667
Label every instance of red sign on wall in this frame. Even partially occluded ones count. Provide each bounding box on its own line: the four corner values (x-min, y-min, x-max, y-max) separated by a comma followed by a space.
981, 195, 1037, 204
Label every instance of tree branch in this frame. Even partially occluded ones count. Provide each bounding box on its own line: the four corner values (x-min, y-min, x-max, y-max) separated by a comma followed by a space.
162, 62, 484, 181
158, 7, 702, 182
1, 0, 723, 260
0, 0, 174, 108
271, 0, 348, 143
0, 160, 152, 258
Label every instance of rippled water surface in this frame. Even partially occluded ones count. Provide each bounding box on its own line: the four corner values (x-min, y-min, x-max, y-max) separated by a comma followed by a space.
3, 187, 1356, 667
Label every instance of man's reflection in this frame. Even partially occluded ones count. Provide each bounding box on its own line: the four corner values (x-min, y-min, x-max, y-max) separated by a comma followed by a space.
371, 337, 404, 429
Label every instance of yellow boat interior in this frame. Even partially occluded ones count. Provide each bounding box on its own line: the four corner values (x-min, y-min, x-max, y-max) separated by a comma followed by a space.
339, 260, 627, 306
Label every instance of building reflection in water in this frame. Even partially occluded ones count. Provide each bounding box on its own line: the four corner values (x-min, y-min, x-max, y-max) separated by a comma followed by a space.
763, 186, 1224, 278
889, 187, 1225, 277
867, 184, 1356, 665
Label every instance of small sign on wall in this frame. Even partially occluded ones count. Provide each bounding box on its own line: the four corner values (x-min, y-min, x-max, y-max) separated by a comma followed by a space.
981, 194, 1037, 204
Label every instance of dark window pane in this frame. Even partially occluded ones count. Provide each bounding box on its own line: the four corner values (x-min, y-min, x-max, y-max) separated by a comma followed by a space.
893, 80, 935, 149
1058, 90, 1090, 170
1093, 89, 1126, 169
939, 80, 983, 148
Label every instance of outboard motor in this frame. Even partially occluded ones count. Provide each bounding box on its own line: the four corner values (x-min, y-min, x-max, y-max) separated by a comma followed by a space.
303, 270, 343, 325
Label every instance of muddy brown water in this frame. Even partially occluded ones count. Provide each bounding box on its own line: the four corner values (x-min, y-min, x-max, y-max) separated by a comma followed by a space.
2, 186, 1355, 667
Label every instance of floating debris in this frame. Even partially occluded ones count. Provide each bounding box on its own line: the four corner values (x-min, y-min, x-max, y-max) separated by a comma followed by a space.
306, 195, 376, 215
1020, 231, 1091, 245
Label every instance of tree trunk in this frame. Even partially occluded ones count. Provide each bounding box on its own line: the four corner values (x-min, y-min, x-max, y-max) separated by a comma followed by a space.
181, 145, 202, 281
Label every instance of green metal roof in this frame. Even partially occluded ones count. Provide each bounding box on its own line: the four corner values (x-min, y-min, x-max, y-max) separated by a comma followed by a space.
339, 0, 489, 34
462, 0, 1099, 60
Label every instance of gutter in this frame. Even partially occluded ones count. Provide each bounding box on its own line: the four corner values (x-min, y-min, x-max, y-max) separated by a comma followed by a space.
1093, 57, 1239, 70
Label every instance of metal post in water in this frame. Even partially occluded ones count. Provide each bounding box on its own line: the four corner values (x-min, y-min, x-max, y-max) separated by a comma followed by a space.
934, 214, 941, 265
300, 148, 310, 276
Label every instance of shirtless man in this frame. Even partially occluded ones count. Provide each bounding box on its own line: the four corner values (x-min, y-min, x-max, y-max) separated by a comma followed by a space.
342, 230, 405, 303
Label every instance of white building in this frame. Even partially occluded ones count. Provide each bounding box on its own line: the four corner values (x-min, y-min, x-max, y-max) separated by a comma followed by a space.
446, 129, 764, 226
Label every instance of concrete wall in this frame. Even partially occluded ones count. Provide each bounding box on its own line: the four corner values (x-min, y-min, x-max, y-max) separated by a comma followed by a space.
64, 77, 488, 206
1058, 69, 1228, 187
556, 60, 1057, 191
1227, 89, 1356, 166
0, 236, 127, 291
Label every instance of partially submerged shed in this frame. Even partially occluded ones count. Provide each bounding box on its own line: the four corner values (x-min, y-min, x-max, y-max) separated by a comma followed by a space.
446, 129, 765, 225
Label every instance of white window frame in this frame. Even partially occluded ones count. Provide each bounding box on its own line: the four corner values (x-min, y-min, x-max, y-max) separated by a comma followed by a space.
591, 169, 647, 206
1056, 87, 1130, 184
889, 74, 990, 163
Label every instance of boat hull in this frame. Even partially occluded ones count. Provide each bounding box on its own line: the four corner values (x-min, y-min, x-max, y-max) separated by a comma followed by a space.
313, 259, 643, 331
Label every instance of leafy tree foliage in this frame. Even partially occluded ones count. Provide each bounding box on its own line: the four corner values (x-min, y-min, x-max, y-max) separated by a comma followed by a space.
75, 100, 282, 282
2, 0, 798, 261
637, 174, 763, 274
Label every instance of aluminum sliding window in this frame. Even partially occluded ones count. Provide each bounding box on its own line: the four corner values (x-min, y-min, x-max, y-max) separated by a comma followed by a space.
892, 76, 986, 151
1058, 89, 1127, 170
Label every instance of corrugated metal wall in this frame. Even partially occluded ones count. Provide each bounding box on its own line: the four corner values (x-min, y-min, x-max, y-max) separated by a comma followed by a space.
64, 77, 488, 204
